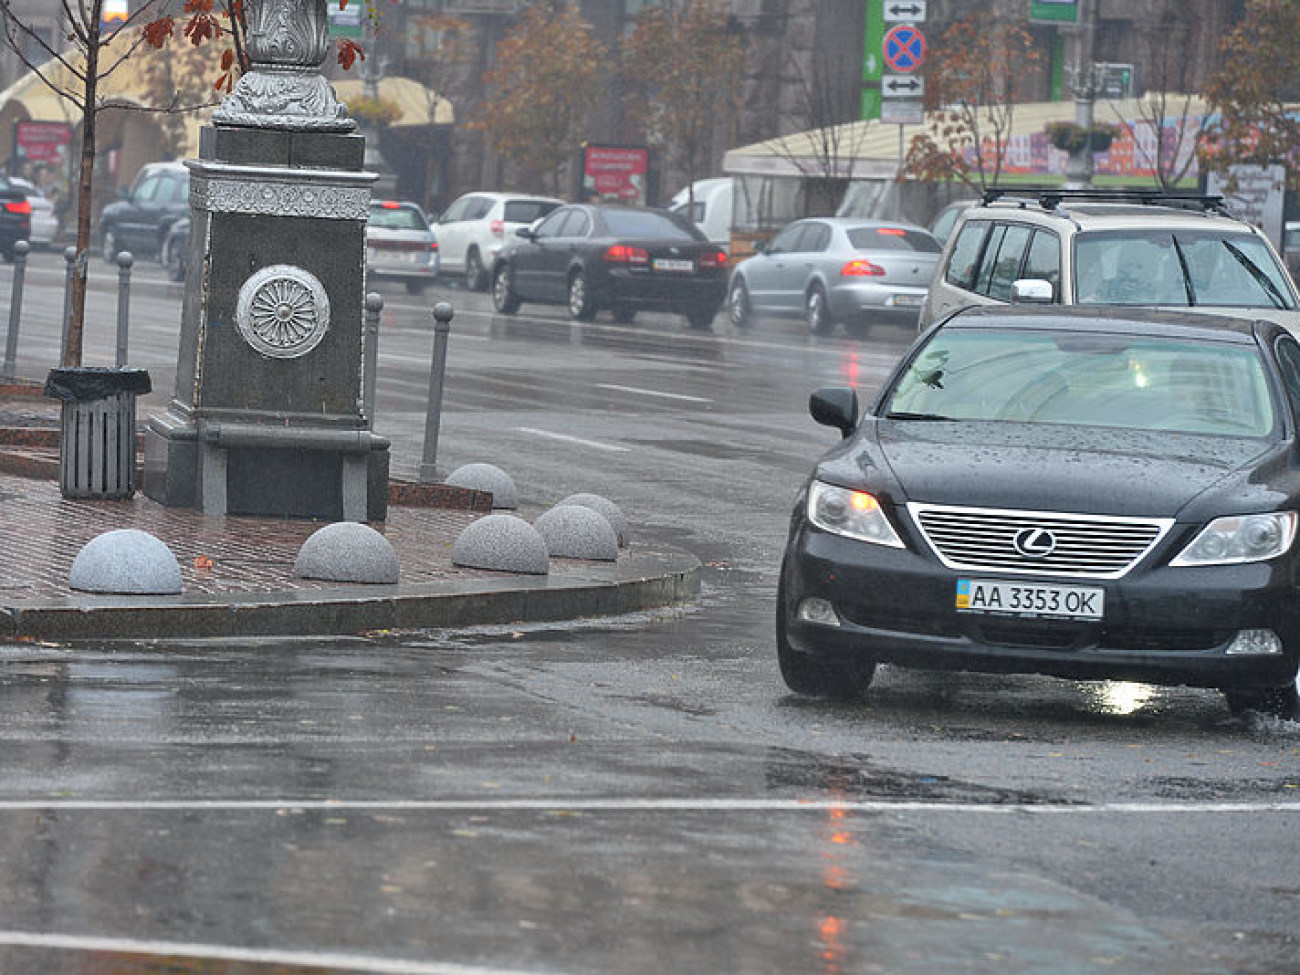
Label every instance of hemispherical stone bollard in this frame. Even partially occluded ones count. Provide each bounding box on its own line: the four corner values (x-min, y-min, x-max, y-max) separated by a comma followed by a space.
558, 492, 629, 547
445, 463, 519, 509
451, 514, 549, 574
293, 522, 399, 584
534, 504, 619, 561
69, 529, 183, 594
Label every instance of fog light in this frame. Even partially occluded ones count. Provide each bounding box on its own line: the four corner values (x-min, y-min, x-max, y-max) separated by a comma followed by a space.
797, 597, 841, 626
1224, 629, 1283, 656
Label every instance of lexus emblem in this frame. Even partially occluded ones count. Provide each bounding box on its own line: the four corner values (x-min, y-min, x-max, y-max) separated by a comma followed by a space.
1013, 527, 1057, 559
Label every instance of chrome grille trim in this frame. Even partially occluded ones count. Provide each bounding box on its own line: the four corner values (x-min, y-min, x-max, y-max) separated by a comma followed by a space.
907, 503, 1173, 580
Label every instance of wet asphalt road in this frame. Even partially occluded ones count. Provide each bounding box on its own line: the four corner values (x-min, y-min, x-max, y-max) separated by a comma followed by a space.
0, 254, 1298, 973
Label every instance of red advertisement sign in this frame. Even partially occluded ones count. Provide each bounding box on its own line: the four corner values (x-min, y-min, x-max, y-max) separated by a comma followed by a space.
12, 121, 74, 210
582, 145, 648, 204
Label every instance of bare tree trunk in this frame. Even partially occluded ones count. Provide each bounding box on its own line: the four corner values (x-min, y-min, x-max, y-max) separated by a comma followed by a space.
65, 16, 101, 368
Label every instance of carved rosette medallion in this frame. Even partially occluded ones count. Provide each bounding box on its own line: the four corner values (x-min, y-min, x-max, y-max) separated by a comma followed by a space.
212, 0, 355, 131
235, 265, 331, 359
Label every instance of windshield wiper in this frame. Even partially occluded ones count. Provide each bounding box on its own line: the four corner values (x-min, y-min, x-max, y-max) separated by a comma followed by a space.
1222, 240, 1288, 309
884, 411, 955, 421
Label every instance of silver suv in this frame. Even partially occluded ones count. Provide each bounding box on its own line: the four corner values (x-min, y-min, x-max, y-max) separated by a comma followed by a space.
919, 189, 1300, 333
435, 191, 562, 291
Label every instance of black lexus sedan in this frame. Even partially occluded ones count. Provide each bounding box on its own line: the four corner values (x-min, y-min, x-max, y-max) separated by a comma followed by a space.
490, 202, 728, 329
779, 305, 1300, 718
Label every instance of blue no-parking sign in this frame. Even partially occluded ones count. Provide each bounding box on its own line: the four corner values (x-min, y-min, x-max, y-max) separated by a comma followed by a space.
883, 23, 925, 73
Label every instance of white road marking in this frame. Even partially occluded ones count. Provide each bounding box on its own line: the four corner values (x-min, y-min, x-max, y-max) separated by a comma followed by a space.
0, 798, 1294, 814
0, 932, 542, 975
515, 427, 629, 452
595, 383, 713, 404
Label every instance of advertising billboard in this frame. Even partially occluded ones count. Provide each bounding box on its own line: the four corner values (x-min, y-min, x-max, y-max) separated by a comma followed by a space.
580, 145, 649, 205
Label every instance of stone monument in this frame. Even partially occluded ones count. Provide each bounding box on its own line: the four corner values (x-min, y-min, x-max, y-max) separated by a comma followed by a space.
143, 0, 389, 522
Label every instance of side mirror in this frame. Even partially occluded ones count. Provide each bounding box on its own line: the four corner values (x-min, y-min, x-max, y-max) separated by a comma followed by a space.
516, 227, 536, 240
809, 386, 858, 438
1011, 278, 1054, 304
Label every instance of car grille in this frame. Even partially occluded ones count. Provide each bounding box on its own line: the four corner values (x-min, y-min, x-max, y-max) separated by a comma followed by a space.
907, 503, 1172, 580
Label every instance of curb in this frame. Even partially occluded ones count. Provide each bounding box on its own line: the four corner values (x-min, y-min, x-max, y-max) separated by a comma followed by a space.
0, 546, 701, 642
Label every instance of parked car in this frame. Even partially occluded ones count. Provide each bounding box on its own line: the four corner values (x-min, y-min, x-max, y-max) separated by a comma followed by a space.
0, 174, 32, 262
919, 188, 1300, 333
668, 177, 733, 254
10, 177, 57, 248
98, 160, 190, 262
491, 202, 728, 329
367, 200, 439, 295
436, 191, 562, 291
727, 217, 941, 336
162, 216, 191, 282
779, 304, 1300, 718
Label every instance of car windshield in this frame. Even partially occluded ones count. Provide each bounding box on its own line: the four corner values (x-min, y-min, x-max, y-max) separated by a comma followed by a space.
369, 205, 427, 230
603, 209, 697, 240
504, 200, 558, 224
1075, 230, 1296, 309
846, 227, 940, 252
884, 327, 1277, 438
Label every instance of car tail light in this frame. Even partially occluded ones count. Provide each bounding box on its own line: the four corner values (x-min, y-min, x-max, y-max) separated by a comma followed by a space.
490, 219, 505, 236
699, 250, 727, 269
379, 201, 400, 209
430, 241, 439, 252
604, 244, 649, 264
841, 259, 885, 277
876, 227, 906, 236
4, 199, 32, 215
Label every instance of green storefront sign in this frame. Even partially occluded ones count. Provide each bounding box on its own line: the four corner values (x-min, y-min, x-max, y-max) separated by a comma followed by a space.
861, 2, 885, 120
1030, 0, 1079, 24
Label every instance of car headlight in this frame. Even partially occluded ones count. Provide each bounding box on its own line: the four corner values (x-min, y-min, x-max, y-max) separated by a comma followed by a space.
1171, 512, 1297, 567
806, 481, 904, 548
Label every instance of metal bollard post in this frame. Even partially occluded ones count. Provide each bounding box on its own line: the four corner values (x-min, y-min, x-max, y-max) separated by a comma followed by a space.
115, 250, 134, 366
363, 292, 382, 429
418, 301, 454, 483
3, 240, 29, 379
60, 245, 76, 364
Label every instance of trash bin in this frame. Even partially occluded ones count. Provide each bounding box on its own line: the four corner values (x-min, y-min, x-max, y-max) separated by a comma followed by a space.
44, 367, 152, 499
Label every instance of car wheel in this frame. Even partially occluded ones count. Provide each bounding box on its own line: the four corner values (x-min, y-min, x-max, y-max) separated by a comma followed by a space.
684, 305, 717, 330
806, 284, 834, 335
775, 575, 875, 702
728, 278, 753, 328
611, 304, 636, 324
492, 264, 521, 314
568, 271, 597, 322
1223, 668, 1300, 720
465, 249, 488, 292
164, 237, 185, 282
101, 229, 118, 263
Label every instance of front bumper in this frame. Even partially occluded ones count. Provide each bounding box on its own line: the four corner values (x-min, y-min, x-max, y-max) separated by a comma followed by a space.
782, 524, 1300, 691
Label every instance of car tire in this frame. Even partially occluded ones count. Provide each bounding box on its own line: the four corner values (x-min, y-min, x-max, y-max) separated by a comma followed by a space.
164, 237, 185, 282
1223, 669, 1300, 720
684, 305, 717, 330
492, 263, 521, 314
728, 278, 753, 329
776, 575, 875, 702
465, 249, 488, 292
806, 284, 834, 336
101, 229, 118, 264
611, 304, 637, 324
568, 271, 597, 322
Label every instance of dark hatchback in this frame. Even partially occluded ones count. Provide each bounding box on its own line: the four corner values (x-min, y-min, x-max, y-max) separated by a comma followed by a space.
491, 202, 728, 329
0, 174, 32, 261
779, 305, 1300, 718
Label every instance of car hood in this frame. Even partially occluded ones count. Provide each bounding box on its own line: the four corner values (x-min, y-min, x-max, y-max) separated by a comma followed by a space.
821, 420, 1285, 519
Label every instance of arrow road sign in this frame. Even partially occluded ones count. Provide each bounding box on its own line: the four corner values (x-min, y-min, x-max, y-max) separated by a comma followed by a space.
883, 24, 926, 73
882, 74, 924, 98
883, 1, 927, 22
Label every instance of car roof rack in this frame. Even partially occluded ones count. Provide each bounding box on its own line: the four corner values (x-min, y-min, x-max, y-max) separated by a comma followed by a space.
981, 187, 1228, 214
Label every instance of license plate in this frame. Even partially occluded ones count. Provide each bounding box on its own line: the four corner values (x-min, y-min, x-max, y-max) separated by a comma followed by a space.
956, 578, 1104, 620
892, 293, 924, 306
653, 259, 694, 272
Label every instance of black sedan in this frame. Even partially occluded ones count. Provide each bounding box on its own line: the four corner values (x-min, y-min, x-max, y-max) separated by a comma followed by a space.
491, 203, 728, 329
779, 305, 1300, 718
0, 174, 32, 262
